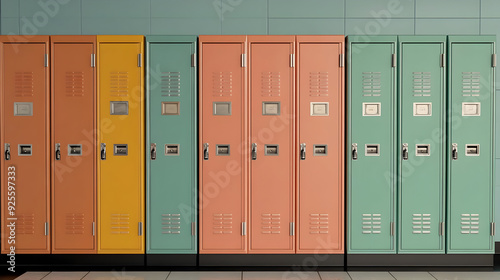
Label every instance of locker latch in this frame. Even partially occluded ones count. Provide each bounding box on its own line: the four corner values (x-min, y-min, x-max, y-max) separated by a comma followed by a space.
402, 143, 408, 160
300, 143, 306, 160
151, 143, 156, 160
203, 143, 209, 160
55, 143, 61, 161
100, 143, 106, 160
251, 143, 257, 160
452, 143, 458, 160
4, 143, 10, 161
352, 143, 357, 160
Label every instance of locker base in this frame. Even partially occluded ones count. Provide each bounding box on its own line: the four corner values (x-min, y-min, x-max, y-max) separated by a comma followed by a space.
496, 242, 500, 254
347, 254, 494, 268
0, 254, 145, 269
146, 254, 196, 266
199, 254, 344, 267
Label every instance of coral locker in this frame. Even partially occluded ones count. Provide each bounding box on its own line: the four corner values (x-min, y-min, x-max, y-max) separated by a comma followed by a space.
199, 36, 248, 254
447, 36, 495, 253
248, 36, 295, 253
1, 36, 50, 254
347, 36, 397, 253
146, 36, 197, 254
296, 35, 344, 254
97, 35, 144, 254
398, 36, 446, 254
51, 36, 97, 253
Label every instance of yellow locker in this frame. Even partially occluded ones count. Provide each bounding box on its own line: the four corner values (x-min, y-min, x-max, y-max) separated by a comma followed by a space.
97, 35, 144, 254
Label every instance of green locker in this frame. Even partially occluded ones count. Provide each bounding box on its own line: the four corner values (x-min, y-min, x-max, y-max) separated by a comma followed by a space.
447, 36, 495, 254
347, 36, 397, 253
398, 36, 446, 254
146, 36, 197, 254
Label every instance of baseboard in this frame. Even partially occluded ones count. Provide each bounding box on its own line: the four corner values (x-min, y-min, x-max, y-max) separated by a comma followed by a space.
347, 254, 494, 268
199, 254, 344, 267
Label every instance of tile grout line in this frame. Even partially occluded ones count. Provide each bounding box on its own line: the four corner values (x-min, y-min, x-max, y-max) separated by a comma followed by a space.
267, 0, 269, 35
388, 271, 397, 280
344, 0, 346, 35
479, 0, 482, 34
429, 271, 439, 280
414, 0, 417, 35
81, 271, 90, 280
165, 271, 171, 280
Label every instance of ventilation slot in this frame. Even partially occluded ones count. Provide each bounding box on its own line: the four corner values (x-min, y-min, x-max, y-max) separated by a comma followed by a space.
413, 72, 431, 96
161, 213, 181, 234
261, 72, 281, 97
261, 213, 281, 234
361, 213, 381, 234
462, 72, 481, 96
309, 213, 329, 234
412, 214, 431, 234
65, 213, 85, 234
309, 71, 329, 97
111, 213, 130, 234
161, 72, 181, 96
65, 71, 84, 97
461, 213, 480, 234
109, 72, 129, 97
16, 213, 35, 234
362, 72, 381, 97
213, 72, 232, 97
15, 72, 34, 97
213, 213, 233, 234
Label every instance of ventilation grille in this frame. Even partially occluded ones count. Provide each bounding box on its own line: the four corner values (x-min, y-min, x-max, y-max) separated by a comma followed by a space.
111, 213, 130, 234
413, 72, 431, 96
309, 213, 329, 234
65, 213, 85, 234
261, 72, 281, 97
362, 213, 381, 234
261, 213, 281, 234
16, 213, 34, 234
213, 72, 232, 97
362, 72, 381, 96
161, 213, 181, 234
109, 72, 129, 96
15, 72, 34, 97
461, 213, 480, 234
161, 72, 180, 96
412, 213, 431, 234
309, 71, 329, 97
213, 213, 232, 234
65, 71, 84, 97
462, 72, 481, 96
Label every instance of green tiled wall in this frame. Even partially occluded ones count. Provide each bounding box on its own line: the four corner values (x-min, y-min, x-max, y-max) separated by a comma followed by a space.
1, 0, 500, 241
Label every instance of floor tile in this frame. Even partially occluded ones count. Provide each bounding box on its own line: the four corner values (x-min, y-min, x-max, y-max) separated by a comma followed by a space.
430, 271, 500, 280
389, 272, 434, 280
83, 271, 170, 280
167, 271, 241, 280
15, 272, 50, 280
348, 272, 395, 280
244, 271, 320, 280
318, 271, 352, 280
43, 272, 89, 280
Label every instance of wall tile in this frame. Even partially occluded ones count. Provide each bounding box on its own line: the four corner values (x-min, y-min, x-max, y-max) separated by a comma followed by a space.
346, 18, 414, 35
415, 19, 479, 35
222, 0, 267, 18
269, 18, 344, 35
19, 16, 80, 35
151, 0, 219, 18
151, 17, 221, 35
346, 0, 414, 18
481, 19, 500, 89
269, 0, 344, 18
416, 0, 480, 18
82, 17, 149, 35
222, 18, 267, 35
482, 0, 500, 18
1, 18, 20, 35
20, 0, 81, 18
82, 0, 150, 18
1, 0, 20, 18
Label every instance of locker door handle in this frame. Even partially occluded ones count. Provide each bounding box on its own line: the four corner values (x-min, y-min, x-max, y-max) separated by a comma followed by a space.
101, 143, 106, 160
150, 143, 156, 160
203, 143, 209, 160
251, 143, 257, 160
402, 143, 408, 160
452, 143, 458, 160
55, 143, 61, 161
4, 143, 10, 161
300, 143, 306, 160
352, 143, 357, 160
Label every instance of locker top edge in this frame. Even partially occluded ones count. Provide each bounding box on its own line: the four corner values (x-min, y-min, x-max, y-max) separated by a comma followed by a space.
346, 35, 398, 44
146, 35, 197, 44
448, 35, 496, 44
0, 35, 50, 43
198, 35, 247, 43
296, 35, 344, 43
50, 35, 97, 44
398, 35, 447, 43
97, 35, 144, 43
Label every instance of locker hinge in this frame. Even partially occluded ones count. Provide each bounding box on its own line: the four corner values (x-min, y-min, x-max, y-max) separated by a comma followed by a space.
339, 53, 345, 68
440, 53, 445, 68
391, 54, 396, 68
242, 222, 247, 236
4, 143, 10, 161
44, 54, 48, 67
138, 53, 142, 67
91, 54, 95, 67
439, 222, 444, 236
191, 53, 196, 67
44, 222, 49, 236
290, 222, 295, 236
92, 222, 95, 236
241, 53, 247, 67
290, 54, 295, 68
138, 222, 143, 236
191, 222, 196, 236
390, 222, 394, 236
492, 54, 497, 67
491, 223, 496, 236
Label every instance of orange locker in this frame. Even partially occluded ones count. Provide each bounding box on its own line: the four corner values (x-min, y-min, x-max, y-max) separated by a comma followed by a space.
1, 36, 50, 254
248, 36, 295, 253
199, 35, 248, 254
296, 36, 344, 253
50, 36, 97, 253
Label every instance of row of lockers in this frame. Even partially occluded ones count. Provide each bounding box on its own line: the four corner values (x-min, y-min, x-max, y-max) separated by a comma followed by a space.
0, 35, 495, 257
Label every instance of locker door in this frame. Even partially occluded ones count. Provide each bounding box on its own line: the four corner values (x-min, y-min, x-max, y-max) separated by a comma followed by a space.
1, 36, 50, 254
51, 36, 97, 253
199, 36, 247, 253
347, 37, 397, 253
248, 36, 295, 253
297, 36, 344, 254
398, 37, 445, 253
447, 36, 495, 253
97, 36, 144, 254
147, 36, 197, 254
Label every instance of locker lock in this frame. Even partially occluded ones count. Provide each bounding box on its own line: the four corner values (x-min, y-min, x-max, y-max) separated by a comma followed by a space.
452, 143, 458, 160
251, 143, 257, 160
55, 143, 61, 160
100, 143, 106, 160
402, 143, 408, 160
4, 143, 10, 161
300, 143, 306, 160
352, 143, 357, 160
203, 143, 209, 160
150, 143, 156, 160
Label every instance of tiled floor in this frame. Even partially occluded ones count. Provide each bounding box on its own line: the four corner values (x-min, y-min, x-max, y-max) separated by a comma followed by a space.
11, 271, 500, 280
